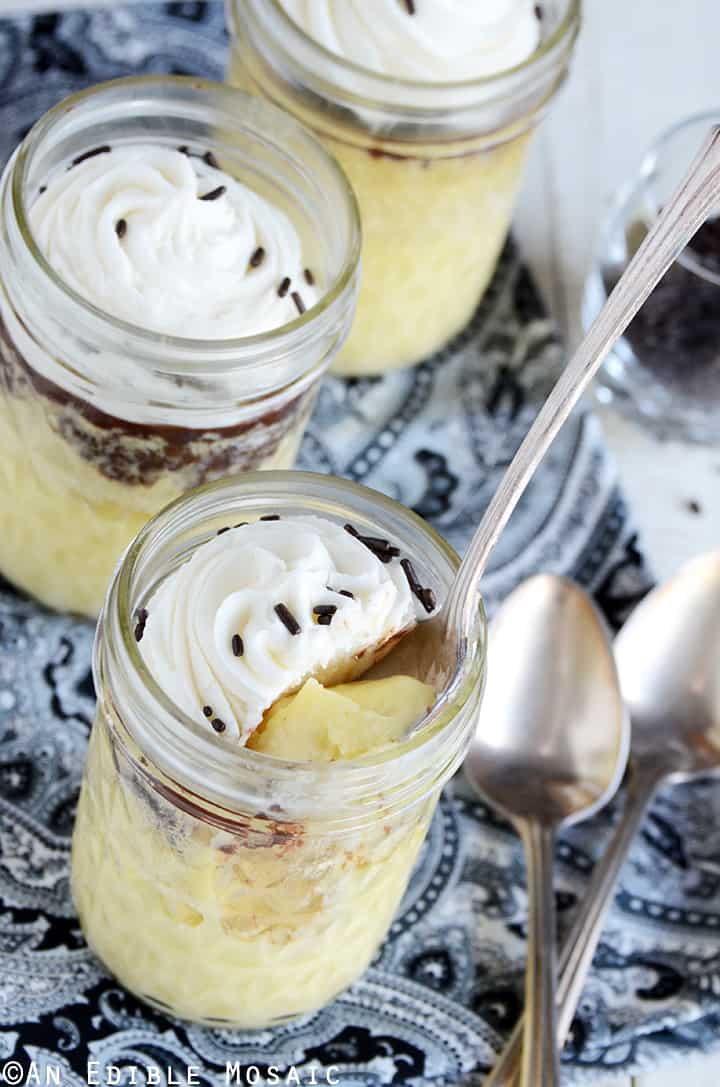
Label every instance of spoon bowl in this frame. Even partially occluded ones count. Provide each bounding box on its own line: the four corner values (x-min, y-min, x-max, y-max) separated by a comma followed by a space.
615, 550, 720, 780
466, 575, 628, 1087
466, 576, 628, 826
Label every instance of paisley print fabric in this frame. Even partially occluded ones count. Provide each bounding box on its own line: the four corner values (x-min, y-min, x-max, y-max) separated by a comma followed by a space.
3, 5, 713, 1086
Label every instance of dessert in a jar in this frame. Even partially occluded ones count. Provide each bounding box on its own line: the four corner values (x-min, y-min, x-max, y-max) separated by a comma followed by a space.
71, 470, 486, 1027
0, 76, 360, 616
228, 0, 580, 375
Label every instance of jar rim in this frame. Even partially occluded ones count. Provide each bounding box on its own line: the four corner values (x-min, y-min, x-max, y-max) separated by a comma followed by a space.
99, 471, 487, 822
10, 75, 362, 369
232, 0, 581, 118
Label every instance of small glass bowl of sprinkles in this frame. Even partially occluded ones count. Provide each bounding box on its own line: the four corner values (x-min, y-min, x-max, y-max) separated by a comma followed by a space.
585, 110, 720, 445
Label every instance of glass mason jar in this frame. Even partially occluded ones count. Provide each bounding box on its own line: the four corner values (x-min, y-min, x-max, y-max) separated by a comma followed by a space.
227, 0, 580, 375
585, 111, 720, 445
0, 76, 360, 617
71, 471, 487, 1028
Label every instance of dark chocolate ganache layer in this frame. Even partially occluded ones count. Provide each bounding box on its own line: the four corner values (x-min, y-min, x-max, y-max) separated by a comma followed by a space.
0, 315, 311, 487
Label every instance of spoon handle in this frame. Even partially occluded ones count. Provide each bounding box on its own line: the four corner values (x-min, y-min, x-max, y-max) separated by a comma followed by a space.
447, 124, 720, 631
519, 821, 559, 1087
555, 767, 661, 1040
485, 766, 663, 1087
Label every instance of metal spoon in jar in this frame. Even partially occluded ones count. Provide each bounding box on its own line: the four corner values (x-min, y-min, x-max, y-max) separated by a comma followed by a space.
464, 575, 629, 1087
484, 551, 720, 1087
386, 125, 720, 692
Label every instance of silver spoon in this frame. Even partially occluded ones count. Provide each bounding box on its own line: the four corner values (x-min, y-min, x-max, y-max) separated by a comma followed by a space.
484, 551, 720, 1087
384, 124, 720, 694
464, 575, 629, 1087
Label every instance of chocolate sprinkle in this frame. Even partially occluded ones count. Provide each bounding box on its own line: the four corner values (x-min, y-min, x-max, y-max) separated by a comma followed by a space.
250, 246, 266, 268
38, 185, 47, 195
291, 291, 306, 315
400, 557, 422, 595
133, 607, 148, 643
71, 145, 111, 168
687, 498, 703, 515
304, 268, 315, 286
278, 277, 291, 298
534, 3, 543, 18
403, 0, 415, 12
178, 145, 190, 156
327, 586, 355, 599
115, 218, 127, 239
199, 185, 226, 202
260, 514, 280, 521
344, 524, 399, 564
313, 604, 337, 617
363, 535, 400, 556
203, 705, 213, 718
401, 557, 436, 613
217, 526, 231, 536
203, 150, 220, 169
275, 602, 301, 636
211, 717, 227, 734
420, 586, 437, 612
317, 614, 333, 626
232, 634, 244, 657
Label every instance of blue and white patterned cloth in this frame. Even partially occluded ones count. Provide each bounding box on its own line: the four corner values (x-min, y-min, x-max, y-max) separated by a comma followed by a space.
4, 5, 720, 1086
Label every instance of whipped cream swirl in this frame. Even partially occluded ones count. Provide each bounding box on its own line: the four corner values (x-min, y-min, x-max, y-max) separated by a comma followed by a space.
30, 144, 318, 338
279, 0, 541, 82
138, 516, 428, 744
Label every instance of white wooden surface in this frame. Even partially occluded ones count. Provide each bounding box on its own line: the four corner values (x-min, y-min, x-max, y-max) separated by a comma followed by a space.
516, 0, 720, 588
515, 2, 720, 1084
0, 0, 715, 1082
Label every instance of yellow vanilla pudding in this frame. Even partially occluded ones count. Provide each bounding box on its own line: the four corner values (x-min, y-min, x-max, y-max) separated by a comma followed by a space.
70, 473, 487, 1027
228, 0, 580, 374
0, 78, 359, 616
73, 672, 436, 1026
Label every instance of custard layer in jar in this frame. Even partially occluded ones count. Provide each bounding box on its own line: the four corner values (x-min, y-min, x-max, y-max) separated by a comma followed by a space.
72, 704, 432, 1027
